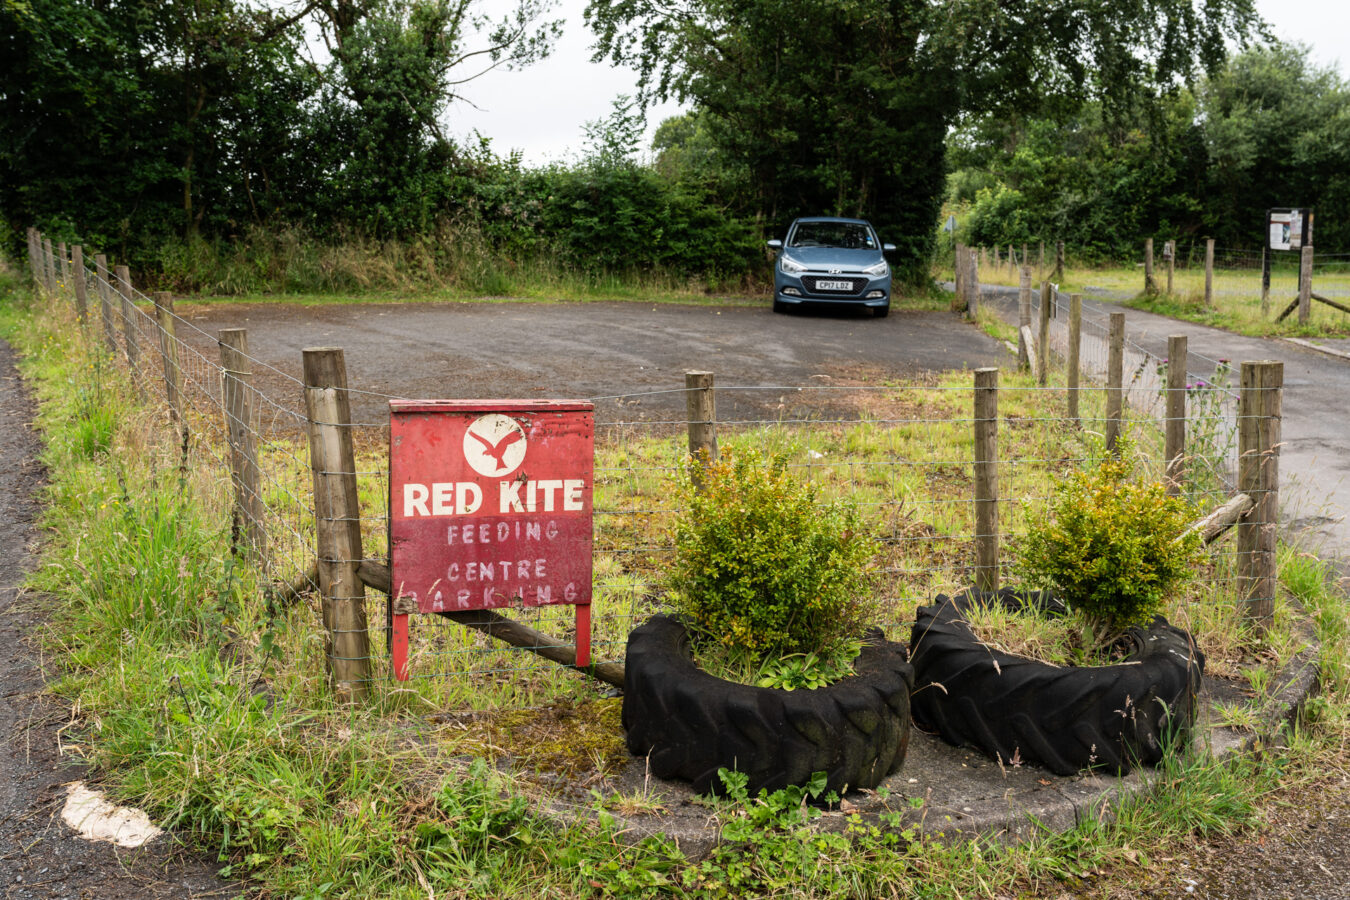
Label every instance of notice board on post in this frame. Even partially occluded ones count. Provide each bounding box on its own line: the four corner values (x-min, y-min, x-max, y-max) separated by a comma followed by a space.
388, 399, 594, 680
1267, 208, 1314, 251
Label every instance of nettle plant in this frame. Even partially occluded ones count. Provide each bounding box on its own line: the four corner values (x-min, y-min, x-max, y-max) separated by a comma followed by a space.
667, 448, 880, 687
1017, 445, 1204, 649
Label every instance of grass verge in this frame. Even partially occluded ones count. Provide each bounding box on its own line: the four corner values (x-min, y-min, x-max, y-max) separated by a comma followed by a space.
3, 262, 1349, 898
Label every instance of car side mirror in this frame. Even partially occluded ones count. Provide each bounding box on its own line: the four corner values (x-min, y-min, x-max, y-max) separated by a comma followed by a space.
766, 239, 783, 250
883, 243, 896, 253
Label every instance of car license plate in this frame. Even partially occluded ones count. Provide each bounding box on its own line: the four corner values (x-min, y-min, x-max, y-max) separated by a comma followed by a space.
815, 280, 852, 291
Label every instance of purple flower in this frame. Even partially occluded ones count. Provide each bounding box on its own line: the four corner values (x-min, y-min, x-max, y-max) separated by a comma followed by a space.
1186, 383, 1196, 390
1196, 380, 1208, 388
1219, 358, 1230, 364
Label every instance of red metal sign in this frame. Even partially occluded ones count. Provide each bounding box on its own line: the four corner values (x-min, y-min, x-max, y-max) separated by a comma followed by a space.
388, 399, 594, 680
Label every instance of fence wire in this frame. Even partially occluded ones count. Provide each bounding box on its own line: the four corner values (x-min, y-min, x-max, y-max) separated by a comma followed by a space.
24, 234, 1272, 714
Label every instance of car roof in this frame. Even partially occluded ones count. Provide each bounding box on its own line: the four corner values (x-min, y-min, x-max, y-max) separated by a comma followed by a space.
791, 216, 872, 225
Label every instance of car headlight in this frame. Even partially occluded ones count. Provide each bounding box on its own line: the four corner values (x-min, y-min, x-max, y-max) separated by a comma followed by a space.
862, 260, 889, 277
780, 256, 807, 275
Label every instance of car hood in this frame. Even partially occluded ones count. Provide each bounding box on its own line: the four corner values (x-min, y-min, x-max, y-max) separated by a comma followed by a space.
781, 247, 883, 271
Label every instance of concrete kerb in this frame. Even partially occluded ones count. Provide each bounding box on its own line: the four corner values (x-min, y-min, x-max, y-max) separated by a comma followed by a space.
527, 611, 1320, 860
1281, 336, 1350, 363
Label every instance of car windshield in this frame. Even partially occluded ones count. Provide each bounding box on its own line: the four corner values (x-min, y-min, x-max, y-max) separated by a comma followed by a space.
788, 221, 876, 250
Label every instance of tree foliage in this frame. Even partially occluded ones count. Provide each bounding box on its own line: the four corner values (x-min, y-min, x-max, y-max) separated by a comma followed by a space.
584, 0, 1261, 279
950, 43, 1350, 256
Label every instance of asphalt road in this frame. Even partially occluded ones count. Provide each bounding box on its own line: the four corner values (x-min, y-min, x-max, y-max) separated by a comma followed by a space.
983, 285, 1350, 564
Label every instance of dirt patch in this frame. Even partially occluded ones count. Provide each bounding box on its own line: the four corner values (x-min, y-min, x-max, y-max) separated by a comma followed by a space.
0, 338, 239, 898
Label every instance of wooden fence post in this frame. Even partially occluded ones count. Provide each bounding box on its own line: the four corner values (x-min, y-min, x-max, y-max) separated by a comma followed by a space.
57, 242, 69, 297
1237, 361, 1283, 628
303, 347, 372, 700
1166, 240, 1175, 295
153, 292, 185, 429
685, 370, 718, 489
219, 329, 267, 563
25, 229, 38, 287
71, 245, 88, 322
993, 244, 1000, 270
1165, 334, 1187, 494
1298, 245, 1314, 326
113, 265, 141, 375
1260, 246, 1271, 317
1144, 238, 1157, 295
1054, 241, 1065, 281
1037, 281, 1051, 385
1204, 238, 1215, 308
1038, 241, 1045, 279
1067, 294, 1082, 423
95, 254, 117, 352
973, 367, 999, 592
42, 238, 55, 297
1017, 266, 1032, 371
1105, 312, 1125, 453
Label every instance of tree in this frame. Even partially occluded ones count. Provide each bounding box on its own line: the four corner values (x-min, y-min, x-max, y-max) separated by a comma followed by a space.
584, 0, 1261, 279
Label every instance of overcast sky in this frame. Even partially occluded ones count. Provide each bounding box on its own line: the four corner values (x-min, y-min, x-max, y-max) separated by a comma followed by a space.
448, 0, 1350, 166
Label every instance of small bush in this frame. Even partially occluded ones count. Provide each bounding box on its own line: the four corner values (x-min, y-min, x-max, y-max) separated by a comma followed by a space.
1017, 449, 1203, 639
667, 449, 879, 662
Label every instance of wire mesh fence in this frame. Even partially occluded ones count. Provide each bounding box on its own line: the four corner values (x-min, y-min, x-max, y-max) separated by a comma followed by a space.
22, 230, 1277, 715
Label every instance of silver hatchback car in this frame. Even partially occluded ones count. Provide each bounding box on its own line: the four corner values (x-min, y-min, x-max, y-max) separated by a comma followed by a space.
768, 217, 896, 317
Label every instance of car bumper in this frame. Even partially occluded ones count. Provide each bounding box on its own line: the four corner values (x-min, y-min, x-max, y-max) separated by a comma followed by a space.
773, 272, 890, 306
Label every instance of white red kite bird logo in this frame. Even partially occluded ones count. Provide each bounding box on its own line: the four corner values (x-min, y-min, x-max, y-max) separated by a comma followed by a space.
463, 414, 527, 477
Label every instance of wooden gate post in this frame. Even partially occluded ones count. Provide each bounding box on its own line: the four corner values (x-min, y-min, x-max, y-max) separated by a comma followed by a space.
685, 370, 718, 489
113, 265, 141, 373
72, 245, 89, 322
1037, 282, 1052, 385
953, 244, 966, 312
303, 347, 372, 700
219, 329, 267, 563
1105, 312, 1125, 453
1017, 266, 1032, 371
153, 292, 185, 429
966, 250, 980, 318
1204, 239, 1215, 308
1067, 294, 1083, 423
1237, 361, 1283, 628
973, 367, 999, 592
1165, 335, 1188, 494
1298, 245, 1314, 326
95, 254, 117, 353
1144, 238, 1157, 295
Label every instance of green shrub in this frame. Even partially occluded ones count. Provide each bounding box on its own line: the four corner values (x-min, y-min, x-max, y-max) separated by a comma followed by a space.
667, 449, 879, 662
1017, 450, 1203, 639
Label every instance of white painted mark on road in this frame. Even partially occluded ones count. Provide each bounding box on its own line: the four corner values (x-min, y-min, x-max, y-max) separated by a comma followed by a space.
61, 782, 162, 848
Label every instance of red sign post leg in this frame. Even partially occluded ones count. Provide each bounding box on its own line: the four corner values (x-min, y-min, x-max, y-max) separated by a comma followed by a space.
392, 614, 410, 681
575, 603, 591, 668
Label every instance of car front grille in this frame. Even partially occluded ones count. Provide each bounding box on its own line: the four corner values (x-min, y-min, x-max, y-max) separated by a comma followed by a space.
802, 275, 868, 296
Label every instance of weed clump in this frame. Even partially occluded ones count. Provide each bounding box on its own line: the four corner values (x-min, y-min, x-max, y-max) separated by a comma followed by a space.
667, 448, 879, 667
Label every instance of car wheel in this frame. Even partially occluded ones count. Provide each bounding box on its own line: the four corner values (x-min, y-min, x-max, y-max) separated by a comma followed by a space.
872, 305, 890, 319
772, 299, 788, 314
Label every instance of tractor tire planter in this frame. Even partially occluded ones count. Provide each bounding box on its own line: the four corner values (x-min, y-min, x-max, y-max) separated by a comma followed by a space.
622, 614, 915, 796
909, 588, 1205, 776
